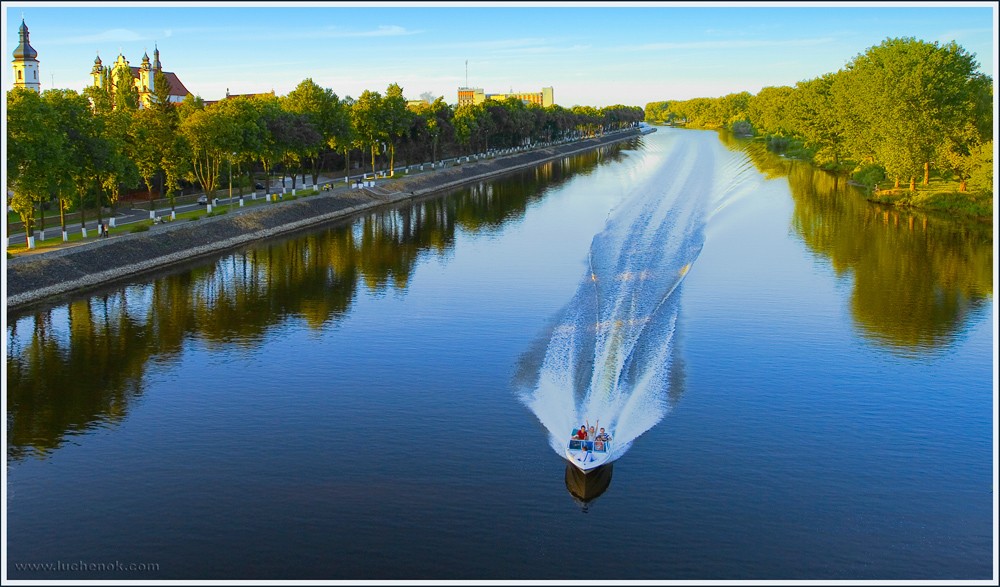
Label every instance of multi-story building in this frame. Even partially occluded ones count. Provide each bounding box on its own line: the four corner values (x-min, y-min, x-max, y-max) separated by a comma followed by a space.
457, 86, 554, 107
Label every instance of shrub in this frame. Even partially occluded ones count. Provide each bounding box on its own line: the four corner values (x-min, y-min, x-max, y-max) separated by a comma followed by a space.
731, 120, 754, 137
852, 164, 887, 189
967, 141, 993, 197
130, 224, 149, 233
766, 135, 791, 153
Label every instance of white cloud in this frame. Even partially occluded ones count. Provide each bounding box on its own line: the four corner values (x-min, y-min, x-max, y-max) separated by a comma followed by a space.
628, 37, 835, 51
307, 24, 422, 39
491, 43, 592, 56
46, 28, 146, 46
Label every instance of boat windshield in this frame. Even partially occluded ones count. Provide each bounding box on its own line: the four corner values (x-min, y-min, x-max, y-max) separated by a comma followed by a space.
568, 439, 609, 453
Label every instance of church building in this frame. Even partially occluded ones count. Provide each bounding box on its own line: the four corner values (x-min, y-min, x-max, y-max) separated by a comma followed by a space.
90, 46, 191, 108
10, 19, 192, 107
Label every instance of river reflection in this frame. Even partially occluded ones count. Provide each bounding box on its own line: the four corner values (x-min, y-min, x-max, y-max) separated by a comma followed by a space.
717, 131, 993, 354
5, 144, 627, 462
564, 463, 614, 511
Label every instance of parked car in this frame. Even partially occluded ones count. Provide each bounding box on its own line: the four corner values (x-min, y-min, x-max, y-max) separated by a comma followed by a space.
197, 195, 208, 205
254, 182, 265, 190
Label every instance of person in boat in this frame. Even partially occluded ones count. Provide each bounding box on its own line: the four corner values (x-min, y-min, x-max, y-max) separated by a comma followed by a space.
575, 425, 588, 440
594, 427, 611, 450
586, 419, 599, 441
576, 443, 595, 464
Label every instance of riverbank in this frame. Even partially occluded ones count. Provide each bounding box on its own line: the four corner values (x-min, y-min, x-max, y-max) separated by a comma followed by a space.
6, 129, 645, 312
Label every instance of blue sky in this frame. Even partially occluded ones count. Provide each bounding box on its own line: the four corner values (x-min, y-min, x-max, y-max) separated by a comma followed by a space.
3, 2, 996, 108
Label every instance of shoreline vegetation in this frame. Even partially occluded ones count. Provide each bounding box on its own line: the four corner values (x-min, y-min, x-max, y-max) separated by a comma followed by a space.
6, 129, 643, 312
7, 76, 643, 253
644, 37, 994, 222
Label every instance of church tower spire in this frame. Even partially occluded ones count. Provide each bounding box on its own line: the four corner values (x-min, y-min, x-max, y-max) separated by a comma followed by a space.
12, 19, 41, 92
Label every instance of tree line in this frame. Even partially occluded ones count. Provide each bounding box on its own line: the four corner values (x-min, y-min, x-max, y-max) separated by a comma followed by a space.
7, 73, 643, 247
644, 37, 993, 196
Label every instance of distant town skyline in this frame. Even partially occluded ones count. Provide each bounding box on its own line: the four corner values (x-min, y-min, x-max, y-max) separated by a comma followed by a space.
3, 2, 996, 107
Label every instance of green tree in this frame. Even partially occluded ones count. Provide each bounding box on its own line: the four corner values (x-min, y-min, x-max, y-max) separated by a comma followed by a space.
7, 88, 65, 247
214, 96, 263, 201
112, 65, 140, 112
383, 83, 411, 175
452, 103, 480, 154
351, 90, 387, 177
834, 37, 987, 189
789, 75, 847, 167
282, 78, 350, 185
179, 103, 233, 201
747, 86, 795, 136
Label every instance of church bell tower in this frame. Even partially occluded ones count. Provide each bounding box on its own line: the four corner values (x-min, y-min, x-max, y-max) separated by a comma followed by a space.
11, 19, 41, 92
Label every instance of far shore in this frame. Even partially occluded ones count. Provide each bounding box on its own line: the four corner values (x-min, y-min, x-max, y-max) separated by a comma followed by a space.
6, 128, 646, 313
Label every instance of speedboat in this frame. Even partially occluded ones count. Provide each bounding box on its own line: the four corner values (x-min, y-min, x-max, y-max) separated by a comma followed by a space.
566, 433, 612, 473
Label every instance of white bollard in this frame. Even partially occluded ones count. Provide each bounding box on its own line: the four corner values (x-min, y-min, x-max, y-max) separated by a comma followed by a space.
239, 198, 244, 207
150, 210, 156, 220
62, 230, 68, 242
109, 217, 116, 227
171, 210, 176, 220
27, 235, 35, 249
206, 203, 212, 213
82, 227, 88, 238
39, 229, 45, 241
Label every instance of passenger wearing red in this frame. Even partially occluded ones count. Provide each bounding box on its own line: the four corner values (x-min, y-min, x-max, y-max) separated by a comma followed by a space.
575, 425, 587, 440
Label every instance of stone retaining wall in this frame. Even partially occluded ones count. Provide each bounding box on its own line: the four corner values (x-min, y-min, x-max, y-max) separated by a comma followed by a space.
7, 130, 643, 312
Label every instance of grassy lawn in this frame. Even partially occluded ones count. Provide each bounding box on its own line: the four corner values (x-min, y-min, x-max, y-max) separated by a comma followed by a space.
869, 177, 993, 220
7, 223, 121, 254
7, 189, 322, 256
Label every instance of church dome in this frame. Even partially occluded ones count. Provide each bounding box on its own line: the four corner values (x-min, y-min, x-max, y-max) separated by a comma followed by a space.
12, 20, 38, 60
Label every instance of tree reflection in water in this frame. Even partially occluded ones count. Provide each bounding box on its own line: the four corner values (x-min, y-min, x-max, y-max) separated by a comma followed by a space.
718, 130, 992, 354
5, 145, 627, 461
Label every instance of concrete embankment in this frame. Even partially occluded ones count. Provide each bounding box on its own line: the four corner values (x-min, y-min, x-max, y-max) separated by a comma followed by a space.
6, 129, 644, 312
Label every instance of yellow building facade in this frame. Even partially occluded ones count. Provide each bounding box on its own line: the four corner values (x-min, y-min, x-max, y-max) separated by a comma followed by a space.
457, 86, 554, 107
90, 47, 191, 108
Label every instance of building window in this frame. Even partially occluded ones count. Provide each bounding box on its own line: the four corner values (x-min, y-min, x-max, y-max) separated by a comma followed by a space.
17, 70, 22, 80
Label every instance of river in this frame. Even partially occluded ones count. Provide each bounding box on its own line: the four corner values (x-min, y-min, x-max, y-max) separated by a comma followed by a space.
5, 127, 994, 580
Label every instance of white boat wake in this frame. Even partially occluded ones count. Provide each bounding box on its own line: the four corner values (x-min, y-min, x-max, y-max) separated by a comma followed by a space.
518, 129, 757, 466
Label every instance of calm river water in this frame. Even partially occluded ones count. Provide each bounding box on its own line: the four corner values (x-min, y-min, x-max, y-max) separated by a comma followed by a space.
5, 127, 995, 580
